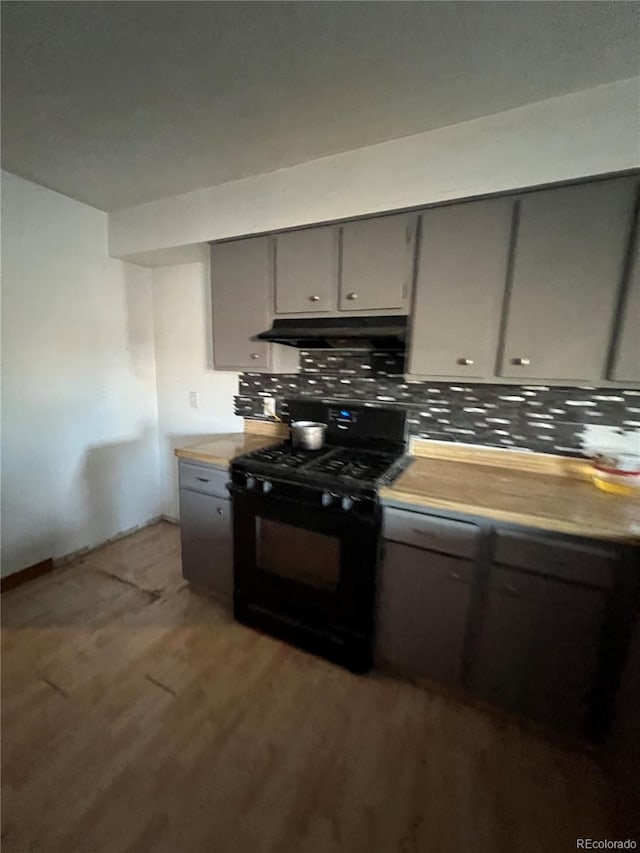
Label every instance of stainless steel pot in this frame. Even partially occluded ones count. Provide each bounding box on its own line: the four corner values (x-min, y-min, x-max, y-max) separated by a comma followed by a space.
290, 421, 327, 451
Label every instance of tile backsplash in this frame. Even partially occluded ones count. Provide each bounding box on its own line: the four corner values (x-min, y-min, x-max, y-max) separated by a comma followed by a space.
234, 350, 640, 457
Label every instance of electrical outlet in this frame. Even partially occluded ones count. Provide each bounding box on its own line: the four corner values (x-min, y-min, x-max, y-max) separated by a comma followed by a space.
263, 396, 276, 418
189, 390, 200, 409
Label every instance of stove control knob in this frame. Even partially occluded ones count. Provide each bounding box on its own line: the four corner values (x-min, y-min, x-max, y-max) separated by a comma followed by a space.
246, 475, 256, 490
341, 496, 355, 512
322, 491, 334, 507
262, 480, 273, 494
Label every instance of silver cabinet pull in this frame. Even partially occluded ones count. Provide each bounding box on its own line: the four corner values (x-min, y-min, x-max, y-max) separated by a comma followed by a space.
346, 292, 358, 301
411, 528, 436, 538
503, 583, 519, 596
447, 570, 462, 581
196, 477, 210, 483
250, 353, 260, 360
510, 357, 530, 366
309, 295, 320, 302
216, 507, 224, 516
456, 358, 474, 366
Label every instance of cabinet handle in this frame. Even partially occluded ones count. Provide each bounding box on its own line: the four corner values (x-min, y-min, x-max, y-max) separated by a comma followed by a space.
309, 295, 320, 302
503, 583, 519, 597
410, 528, 443, 545
447, 570, 464, 582
250, 353, 260, 360
346, 292, 358, 301
196, 477, 210, 483
456, 358, 474, 366
510, 357, 530, 366
216, 507, 224, 516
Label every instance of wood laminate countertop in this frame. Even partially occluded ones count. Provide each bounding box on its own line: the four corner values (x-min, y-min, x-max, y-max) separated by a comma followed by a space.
175, 426, 639, 544
174, 432, 282, 467
380, 455, 640, 544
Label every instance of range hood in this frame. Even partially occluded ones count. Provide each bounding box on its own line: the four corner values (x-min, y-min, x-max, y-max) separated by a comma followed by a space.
253, 316, 408, 350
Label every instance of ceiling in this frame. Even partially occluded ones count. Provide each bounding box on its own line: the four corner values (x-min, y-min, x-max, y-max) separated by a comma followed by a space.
2, 1, 638, 212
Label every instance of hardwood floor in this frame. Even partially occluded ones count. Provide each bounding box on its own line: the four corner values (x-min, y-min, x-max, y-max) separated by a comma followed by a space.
2, 521, 612, 852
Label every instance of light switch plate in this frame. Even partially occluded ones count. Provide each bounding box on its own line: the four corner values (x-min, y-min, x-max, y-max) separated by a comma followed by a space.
189, 390, 199, 409
263, 396, 276, 418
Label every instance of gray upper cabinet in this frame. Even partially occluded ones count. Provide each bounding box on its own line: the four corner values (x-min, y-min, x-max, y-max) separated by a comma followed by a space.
499, 177, 639, 381
339, 213, 416, 312
211, 237, 272, 370
408, 198, 514, 378
610, 236, 640, 382
274, 227, 338, 314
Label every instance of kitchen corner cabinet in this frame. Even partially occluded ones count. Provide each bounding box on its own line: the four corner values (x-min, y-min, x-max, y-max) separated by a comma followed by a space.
339, 213, 416, 312
211, 238, 297, 372
408, 198, 514, 378
178, 461, 233, 603
274, 226, 338, 313
610, 235, 640, 382
499, 177, 638, 382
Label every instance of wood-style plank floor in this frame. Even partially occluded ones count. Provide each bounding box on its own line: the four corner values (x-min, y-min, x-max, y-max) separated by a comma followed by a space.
2, 521, 611, 853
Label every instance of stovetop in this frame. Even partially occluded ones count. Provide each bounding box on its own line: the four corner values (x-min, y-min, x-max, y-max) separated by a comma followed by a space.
232, 441, 410, 493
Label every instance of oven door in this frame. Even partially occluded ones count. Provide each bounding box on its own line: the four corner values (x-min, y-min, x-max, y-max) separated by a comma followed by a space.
231, 487, 380, 669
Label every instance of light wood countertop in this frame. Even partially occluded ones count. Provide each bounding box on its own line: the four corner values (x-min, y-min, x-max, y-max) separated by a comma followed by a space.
381, 455, 640, 544
174, 432, 282, 467
175, 426, 639, 543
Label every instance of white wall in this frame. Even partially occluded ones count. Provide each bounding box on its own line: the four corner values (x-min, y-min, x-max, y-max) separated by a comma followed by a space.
109, 78, 640, 261
1, 172, 161, 577
151, 260, 241, 519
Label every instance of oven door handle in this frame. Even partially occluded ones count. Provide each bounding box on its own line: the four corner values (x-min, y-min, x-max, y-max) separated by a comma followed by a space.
228, 484, 378, 524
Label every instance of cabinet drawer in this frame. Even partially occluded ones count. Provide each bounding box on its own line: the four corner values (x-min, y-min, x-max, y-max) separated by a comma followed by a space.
493, 530, 617, 588
384, 508, 479, 558
488, 565, 608, 608
179, 462, 229, 498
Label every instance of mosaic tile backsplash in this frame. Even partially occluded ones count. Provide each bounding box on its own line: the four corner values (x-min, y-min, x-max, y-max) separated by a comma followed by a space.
235, 351, 640, 457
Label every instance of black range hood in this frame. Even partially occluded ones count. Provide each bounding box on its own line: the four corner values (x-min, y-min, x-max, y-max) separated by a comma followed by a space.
253, 316, 407, 350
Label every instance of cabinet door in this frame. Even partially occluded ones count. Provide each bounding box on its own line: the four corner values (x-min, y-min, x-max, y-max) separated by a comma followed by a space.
500, 177, 638, 381
409, 198, 513, 378
179, 489, 233, 603
376, 541, 473, 686
472, 567, 606, 735
339, 214, 416, 312
611, 236, 640, 382
211, 237, 271, 370
274, 227, 337, 314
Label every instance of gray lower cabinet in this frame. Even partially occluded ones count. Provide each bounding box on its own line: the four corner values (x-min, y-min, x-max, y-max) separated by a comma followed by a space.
499, 176, 639, 381
179, 487, 233, 603
377, 503, 636, 740
274, 226, 338, 314
409, 197, 514, 379
339, 213, 416, 312
376, 541, 473, 686
470, 566, 606, 735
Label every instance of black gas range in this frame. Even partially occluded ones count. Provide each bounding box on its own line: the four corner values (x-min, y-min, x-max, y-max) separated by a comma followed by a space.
229, 400, 410, 672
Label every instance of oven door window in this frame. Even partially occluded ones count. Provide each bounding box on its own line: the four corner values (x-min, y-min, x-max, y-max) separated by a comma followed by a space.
256, 517, 340, 591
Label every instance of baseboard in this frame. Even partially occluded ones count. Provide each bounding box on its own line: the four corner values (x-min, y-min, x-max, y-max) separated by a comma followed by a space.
1, 557, 55, 592
160, 514, 179, 525
1, 516, 166, 592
